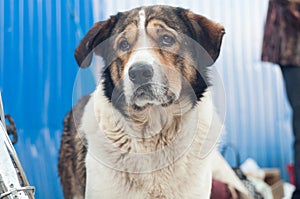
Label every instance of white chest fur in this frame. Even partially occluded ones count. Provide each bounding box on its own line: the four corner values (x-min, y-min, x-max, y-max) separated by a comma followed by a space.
80, 86, 218, 199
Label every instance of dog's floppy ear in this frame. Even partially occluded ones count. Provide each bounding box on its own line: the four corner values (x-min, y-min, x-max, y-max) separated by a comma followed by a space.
74, 16, 117, 68
180, 9, 225, 64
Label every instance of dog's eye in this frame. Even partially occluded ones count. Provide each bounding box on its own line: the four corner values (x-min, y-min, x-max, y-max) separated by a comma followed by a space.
159, 34, 175, 47
119, 40, 131, 51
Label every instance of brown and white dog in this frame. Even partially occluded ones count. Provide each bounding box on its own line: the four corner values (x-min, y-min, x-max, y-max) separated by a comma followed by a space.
58, 5, 225, 199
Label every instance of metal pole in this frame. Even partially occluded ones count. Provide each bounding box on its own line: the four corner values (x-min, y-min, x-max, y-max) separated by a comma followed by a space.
0, 92, 6, 130
0, 92, 35, 198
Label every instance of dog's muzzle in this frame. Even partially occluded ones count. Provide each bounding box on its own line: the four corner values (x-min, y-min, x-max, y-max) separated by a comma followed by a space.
126, 62, 176, 108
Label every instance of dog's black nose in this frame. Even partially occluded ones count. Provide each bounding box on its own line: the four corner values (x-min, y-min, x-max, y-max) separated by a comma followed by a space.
128, 63, 153, 84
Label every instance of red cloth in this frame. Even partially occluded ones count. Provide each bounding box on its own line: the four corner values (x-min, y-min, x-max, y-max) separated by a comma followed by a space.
210, 179, 233, 199
287, 164, 296, 185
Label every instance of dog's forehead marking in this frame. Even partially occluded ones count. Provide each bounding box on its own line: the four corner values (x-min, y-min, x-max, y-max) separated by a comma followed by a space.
137, 8, 148, 47
138, 9, 146, 30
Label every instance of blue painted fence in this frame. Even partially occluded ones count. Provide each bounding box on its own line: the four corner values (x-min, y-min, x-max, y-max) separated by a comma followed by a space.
0, 0, 94, 198
0, 0, 294, 198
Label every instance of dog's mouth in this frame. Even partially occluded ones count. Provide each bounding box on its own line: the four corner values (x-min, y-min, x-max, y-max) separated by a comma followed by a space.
131, 84, 176, 109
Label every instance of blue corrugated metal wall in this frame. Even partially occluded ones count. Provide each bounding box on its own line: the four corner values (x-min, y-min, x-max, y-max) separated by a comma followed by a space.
0, 0, 294, 198
0, 0, 94, 198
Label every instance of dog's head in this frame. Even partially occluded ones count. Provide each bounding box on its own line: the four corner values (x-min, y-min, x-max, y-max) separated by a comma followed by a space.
74, 5, 224, 114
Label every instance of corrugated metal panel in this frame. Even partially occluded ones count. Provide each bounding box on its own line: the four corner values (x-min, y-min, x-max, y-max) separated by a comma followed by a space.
0, 0, 94, 198
0, 0, 294, 198
93, 0, 293, 179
